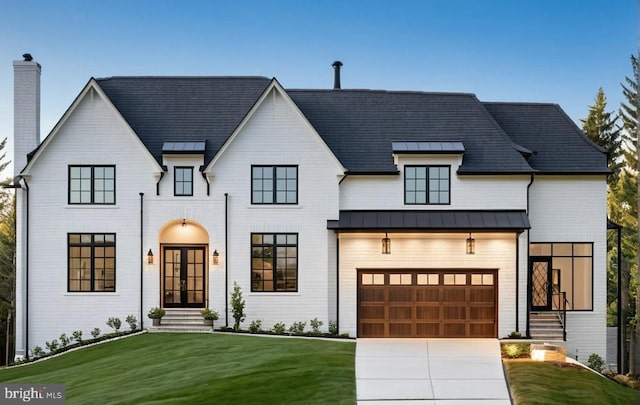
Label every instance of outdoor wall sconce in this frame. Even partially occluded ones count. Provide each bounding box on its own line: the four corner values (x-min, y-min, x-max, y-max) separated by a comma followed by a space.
382, 233, 391, 255
181, 218, 187, 227
212, 250, 220, 265
466, 233, 475, 255
147, 249, 154, 264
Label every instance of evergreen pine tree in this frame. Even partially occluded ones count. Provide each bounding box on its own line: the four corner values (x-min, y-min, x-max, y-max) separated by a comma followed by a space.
580, 88, 622, 184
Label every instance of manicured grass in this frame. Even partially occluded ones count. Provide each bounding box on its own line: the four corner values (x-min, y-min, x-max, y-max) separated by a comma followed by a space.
0, 333, 356, 405
504, 361, 639, 405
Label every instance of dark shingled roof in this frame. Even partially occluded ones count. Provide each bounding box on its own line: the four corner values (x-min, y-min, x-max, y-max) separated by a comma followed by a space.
327, 210, 530, 231
96, 76, 272, 165
92, 77, 607, 175
288, 90, 534, 174
483, 102, 609, 174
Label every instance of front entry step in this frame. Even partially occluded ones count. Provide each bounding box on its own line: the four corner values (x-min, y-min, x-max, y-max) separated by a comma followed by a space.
530, 312, 565, 340
148, 308, 213, 333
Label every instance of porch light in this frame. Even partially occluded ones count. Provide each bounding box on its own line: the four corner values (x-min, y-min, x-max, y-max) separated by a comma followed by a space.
382, 233, 391, 255
212, 250, 220, 265
181, 218, 187, 227
466, 233, 475, 255
147, 249, 154, 264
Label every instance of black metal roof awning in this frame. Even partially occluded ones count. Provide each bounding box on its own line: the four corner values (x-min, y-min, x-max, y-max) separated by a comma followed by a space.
327, 210, 530, 232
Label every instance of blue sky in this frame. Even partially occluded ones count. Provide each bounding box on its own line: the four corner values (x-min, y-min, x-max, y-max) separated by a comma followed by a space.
0, 0, 637, 176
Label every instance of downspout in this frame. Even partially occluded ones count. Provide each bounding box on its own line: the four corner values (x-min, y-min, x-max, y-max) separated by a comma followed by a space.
515, 234, 519, 332
525, 174, 535, 338
617, 225, 623, 373
22, 177, 29, 360
224, 193, 229, 327
336, 234, 340, 335
139, 193, 144, 329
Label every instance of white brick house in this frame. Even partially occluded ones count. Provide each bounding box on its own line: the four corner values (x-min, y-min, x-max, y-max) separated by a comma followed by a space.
12, 56, 609, 362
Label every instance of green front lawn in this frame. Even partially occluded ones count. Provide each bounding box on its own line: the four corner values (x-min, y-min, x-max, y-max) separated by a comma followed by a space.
0, 333, 356, 405
504, 361, 639, 404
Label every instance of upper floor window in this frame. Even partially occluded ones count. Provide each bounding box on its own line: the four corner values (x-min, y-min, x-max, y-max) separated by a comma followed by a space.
251, 233, 298, 292
252, 165, 298, 204
174, 167, 193, 196
404, 165, 450, 205
68, 233, 116, 292
69, 165, 115, 204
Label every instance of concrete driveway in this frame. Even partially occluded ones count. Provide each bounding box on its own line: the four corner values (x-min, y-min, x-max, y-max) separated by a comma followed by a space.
356, 338, 511, 404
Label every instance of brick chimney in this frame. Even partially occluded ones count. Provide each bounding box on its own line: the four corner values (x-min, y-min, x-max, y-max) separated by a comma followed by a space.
13, 53, 41, 176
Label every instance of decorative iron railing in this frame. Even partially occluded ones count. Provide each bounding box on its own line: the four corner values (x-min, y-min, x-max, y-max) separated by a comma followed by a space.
551, 287, 568, 341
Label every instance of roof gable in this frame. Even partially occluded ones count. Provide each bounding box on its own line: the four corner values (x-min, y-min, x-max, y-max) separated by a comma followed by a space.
96, 76, 272, 168
23, 79, 162, 175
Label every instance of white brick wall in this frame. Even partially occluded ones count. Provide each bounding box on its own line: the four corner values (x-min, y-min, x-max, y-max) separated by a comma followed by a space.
529, 175, 608, 360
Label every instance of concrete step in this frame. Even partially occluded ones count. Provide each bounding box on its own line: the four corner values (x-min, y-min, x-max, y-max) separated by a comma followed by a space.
148, 325, 213, 333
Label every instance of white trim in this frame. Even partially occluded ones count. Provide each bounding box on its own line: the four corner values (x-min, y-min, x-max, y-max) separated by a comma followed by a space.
22, 79, 164, 175
204, 79, 346, 175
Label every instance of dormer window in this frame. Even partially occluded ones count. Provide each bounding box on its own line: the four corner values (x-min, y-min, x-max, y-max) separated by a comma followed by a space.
174, 167, 193, 196
405, 165, 450, 205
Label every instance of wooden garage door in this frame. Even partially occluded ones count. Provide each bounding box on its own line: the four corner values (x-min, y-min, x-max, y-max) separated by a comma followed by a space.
358, 270, 497, 338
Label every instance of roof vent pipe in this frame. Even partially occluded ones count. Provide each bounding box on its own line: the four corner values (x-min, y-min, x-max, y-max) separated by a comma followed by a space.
332, 61, 343, 90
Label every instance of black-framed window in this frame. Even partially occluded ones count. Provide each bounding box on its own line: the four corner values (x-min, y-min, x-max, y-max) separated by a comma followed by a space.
530, 242, 593, 310
404, 165, 450, 205
252, 165, 298, 204
251, 233, 298, 292
68, 233, 116, 292
68, 165, 115, 204
174, 167, 193, 196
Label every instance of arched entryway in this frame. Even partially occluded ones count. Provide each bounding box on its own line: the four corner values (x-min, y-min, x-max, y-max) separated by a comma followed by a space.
159, 219, 209, 308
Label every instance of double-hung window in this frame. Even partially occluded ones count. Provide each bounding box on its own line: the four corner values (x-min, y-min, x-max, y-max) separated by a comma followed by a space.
69, 165, 115, 204
251, 233, 298, 292
68, 233, 116, 292
252, 165, 298, 204
174, 167, 193, 196
405, 165, 450, 205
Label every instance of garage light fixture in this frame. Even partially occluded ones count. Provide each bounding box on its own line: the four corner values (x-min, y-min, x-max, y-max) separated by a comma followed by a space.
466, 233, 475, 255
382, 233, 391, 254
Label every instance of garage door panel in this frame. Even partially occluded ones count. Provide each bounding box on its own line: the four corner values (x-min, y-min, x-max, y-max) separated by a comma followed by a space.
358, 270, 497, 338
416, 287, 439, 302
360, 305, 385, 320
389, 288, 412, 302
416, 306, 439, 319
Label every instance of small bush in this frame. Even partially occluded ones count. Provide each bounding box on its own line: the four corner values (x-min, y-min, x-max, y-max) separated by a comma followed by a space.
289, 321, 306, 335
45, 340, 59, 353
508, 331, 522, 338
31, 346, 44, 358
201, 308, 219, 321
106, 317, 122, 332
249, 320, 263, 333
588, 353, 605, 373
59, 333, 70, 348
309, 318, 323, 335
147, 307, 165, 319
231, 282, 246, 332
72, 330, 83, 343
328, 320, 338, 336
272, 322, 286, 334
91, 328, 101, 339
125, 315, 138, 331
501, 343, 530, 359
